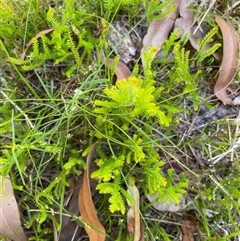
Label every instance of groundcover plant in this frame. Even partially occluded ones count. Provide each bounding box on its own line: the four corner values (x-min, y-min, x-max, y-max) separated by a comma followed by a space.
0, 0, 239, 240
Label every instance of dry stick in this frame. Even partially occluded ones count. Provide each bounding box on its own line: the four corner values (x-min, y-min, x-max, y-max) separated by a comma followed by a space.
193, 0, 217, 35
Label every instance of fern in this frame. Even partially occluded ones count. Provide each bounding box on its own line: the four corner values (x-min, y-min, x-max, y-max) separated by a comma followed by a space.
194, 27, 221, 64
142, 150, 167, 194
124, 134, 145, 163
94, 76, 171, 126
91, 64, 191, 213
96, 175, 126, 214
160, 169, 188, 204
46, 8, 66, 30
91, 155, 125, 182
161, 29, 181, 63
168, 43, 202, 110
141, 46, 158, 83
144, 0, 175, 22
34, 155, 83, 223
0, 0, 16, 38
102, 0, 142, 14
9, 6, 95, 76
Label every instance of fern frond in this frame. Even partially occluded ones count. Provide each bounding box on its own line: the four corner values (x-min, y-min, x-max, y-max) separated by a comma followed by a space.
197, 27, 219, 54
194, 27, 221, 64
40, 34, 51, 57
32, 37, 40, 56
8, 57, 25, 65
22, 60, 45, 71
124, 134, 145, 162
96, 175, 126, 214
66, 29, 81, 65
171, 43, 199, 101
64, 0, 75, 18
144, 157, 166, 194
158, 169, 188, 204
95, 76, 170, 126
91, 155, 125, 181
47, 8, 64, 29
54, 52, 72, 64
108, 189, 125, 214
146, 0, 175, 22
161, 29, 180, 61
141, 46, 158, 83
197, 43, 221, 64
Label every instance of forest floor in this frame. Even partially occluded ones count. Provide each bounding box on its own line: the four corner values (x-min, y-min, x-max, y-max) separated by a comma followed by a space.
0, 0, 240, 240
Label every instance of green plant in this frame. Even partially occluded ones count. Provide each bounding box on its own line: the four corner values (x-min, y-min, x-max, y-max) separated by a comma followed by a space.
8, 1, 96, 76
90, 75, 188, 214
87, 20, 222, 215
1, 0, 239, 239
144, 0, 175, 22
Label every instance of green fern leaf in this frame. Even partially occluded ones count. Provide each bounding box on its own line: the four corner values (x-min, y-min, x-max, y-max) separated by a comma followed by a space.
91, 155, 125, 181
96, 175, 126, 214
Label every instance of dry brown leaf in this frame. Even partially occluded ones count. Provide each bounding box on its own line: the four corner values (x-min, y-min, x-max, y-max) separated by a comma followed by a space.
101, 57, 132, 82
78, 142, 106, 241
19, 29, 54, 60
174, 0, 200, 50
181, 220, 194, 241
0, 176, 27, 241
174, 0, 193, 36
214, 15, 239, 105
174, 2, 221, 60
127, 185, 144, 241
141, 0, 182, 66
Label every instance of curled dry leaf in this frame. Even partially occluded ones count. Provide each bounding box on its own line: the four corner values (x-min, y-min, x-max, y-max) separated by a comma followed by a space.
141, 0, 182, 66
174, 1, 221, 60
19, 29, 54, 60
214, 15, 239, 105
181, 220, 194, 241
0, 176, 27, 241
174, 0, 194, 38
100, 57, 132, 82
127, 185, 144, 241
78, 142, 106, 241
174, 0, 202, 51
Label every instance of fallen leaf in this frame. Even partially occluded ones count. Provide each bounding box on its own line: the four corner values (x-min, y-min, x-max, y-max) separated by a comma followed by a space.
101, 57, 132, 82
181, 220, 194, 241
214, 15, 239, 105
127, 184, 144, 241
174, 0, 201, 51
141, 0, 182, 66
174, 0, 193, 37
0, 176, 27, 241
174, 2, 221, 60
19, 29, 54, 60
78, 142, 106, 241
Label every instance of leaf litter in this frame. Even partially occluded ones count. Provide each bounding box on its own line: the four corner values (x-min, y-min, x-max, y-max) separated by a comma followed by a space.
127, 184, 144, 241
214, 15, 239, 105
105, 0, 239, 239
4, 0, 240, 240
78, 142, 106, 241
0, 176, 27, 241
